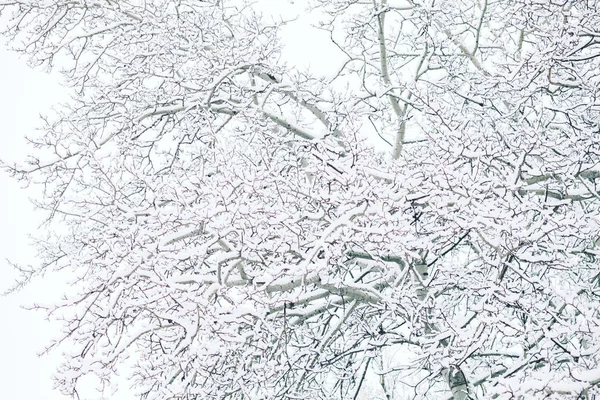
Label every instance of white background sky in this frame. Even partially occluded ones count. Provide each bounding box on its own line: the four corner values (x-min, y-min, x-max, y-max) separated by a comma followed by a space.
0, 3, 345, 398
0, 46, 68, 399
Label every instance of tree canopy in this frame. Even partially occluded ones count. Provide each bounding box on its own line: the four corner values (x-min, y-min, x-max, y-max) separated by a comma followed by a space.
2, 0, 600, 399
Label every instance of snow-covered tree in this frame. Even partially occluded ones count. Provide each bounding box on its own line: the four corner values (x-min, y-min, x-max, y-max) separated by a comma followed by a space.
2, 0, 600, 398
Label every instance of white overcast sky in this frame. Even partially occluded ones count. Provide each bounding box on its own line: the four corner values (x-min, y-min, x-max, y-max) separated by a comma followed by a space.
0, 3, 344, 399
0, 46, 69, 400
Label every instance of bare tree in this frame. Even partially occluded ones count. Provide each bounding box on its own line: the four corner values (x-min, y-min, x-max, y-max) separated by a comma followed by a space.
2, 0, 600, 399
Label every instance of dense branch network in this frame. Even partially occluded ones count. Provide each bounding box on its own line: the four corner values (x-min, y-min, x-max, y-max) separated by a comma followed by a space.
1, 0, 600, 399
